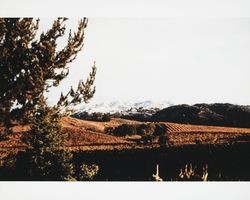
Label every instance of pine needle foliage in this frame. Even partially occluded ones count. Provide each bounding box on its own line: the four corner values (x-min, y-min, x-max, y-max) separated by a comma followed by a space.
21, 102, 75, 180
0, 17, 96, 126
0, 18, 98, 180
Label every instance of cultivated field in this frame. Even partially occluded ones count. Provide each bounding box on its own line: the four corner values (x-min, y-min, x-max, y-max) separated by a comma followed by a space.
1, 116, 250, 158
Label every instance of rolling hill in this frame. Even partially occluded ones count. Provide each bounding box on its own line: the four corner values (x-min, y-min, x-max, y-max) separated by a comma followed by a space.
152, 103, 250, 128
1, 116, 250, 159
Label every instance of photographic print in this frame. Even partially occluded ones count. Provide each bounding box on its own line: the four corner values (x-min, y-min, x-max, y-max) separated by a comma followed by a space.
0, 16, 250, 182
1, 1, 250, 188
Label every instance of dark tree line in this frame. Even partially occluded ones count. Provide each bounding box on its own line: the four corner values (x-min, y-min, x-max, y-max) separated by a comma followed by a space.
105, 123, 168, 145
72, 111, 111, 122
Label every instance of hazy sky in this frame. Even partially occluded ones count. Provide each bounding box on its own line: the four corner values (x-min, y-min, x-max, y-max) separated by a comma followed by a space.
43, 17, 250, 106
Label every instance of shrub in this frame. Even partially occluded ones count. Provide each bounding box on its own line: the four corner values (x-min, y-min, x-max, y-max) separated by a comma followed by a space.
92, 112, 103, 121
136, 123, 155, 136
104, 126, 114, 135
141, 135, 153, 144
113, 124, 137, 137
73, 112, 111, 122
153, 123, 167, 136
102, 113, 111, 122
0, 153, 17, 180
0, 129, 8, 141
78, 163, 99, 181
158, 135, 168, 146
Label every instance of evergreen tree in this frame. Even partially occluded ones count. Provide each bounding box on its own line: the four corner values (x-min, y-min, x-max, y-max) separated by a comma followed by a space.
0, 18, 98, 180
18, 102, 75, 180
0, 18, 95, 128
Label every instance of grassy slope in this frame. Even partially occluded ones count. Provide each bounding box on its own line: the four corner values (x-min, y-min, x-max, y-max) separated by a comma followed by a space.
1, 116, 250, 158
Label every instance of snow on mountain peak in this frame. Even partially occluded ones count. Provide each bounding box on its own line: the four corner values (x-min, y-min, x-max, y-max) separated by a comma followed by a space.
77, 100, 173, 114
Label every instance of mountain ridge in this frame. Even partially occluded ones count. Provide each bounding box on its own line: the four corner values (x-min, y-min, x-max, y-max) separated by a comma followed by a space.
74, 102, 250, 128
76, 100, 173, 114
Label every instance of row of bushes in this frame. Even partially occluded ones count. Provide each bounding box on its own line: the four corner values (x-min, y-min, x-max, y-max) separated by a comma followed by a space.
72, 111, 111, 122
105, 123, 168, 137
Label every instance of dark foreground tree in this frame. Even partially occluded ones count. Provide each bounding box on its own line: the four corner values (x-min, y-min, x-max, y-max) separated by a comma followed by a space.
0, 18, 95, 132
0, 18, 98, 180
15, 103, 75, 180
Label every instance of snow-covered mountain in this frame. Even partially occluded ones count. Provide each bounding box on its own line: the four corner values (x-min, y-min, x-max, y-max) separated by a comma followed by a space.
76, 100, 173, 114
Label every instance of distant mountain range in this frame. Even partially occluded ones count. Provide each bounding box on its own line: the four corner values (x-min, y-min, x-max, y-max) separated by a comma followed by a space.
74, 101, 250, 128
76, 100, 173, 114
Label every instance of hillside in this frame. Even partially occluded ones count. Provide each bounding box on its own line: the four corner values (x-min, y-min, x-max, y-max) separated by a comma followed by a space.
0, 117, 139, 158
1, 116, 250, 159
151, 103, 250, 128
74, 103, 250, 128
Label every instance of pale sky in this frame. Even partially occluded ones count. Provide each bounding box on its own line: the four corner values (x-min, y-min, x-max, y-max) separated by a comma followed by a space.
2, 0, 249, 106
45, 17, 250, 106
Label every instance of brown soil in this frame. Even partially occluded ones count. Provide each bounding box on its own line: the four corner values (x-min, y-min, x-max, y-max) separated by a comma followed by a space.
1, 116, 250, 158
